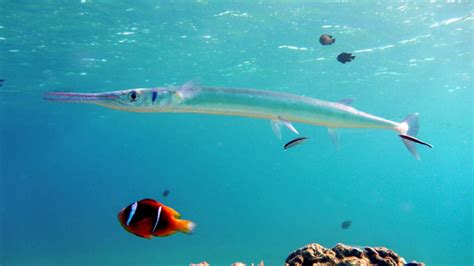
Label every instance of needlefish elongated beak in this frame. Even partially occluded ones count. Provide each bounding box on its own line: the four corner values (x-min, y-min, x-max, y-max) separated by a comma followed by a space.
44, 88, 174, 112
43, 91, 119, 102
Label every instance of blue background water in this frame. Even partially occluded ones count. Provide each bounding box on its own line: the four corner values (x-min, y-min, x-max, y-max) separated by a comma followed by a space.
1, 1, 472, 265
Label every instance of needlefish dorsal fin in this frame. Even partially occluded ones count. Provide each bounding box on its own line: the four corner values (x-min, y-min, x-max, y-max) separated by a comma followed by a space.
270, 116, 299, 140
338, 98, 354, 106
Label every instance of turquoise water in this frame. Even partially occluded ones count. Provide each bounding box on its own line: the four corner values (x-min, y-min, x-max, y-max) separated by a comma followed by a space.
1, 1, 473, 265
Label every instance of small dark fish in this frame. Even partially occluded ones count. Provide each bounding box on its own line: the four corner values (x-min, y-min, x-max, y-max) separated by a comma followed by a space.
337, 53, 355, 64
284, 137, 308, 150
0, 79, 4, 87
341, 220, 352, 229
405, 263, 423, 266
399, 134, 433, 148
162, 190, 170, 197
319, 34, 335, 45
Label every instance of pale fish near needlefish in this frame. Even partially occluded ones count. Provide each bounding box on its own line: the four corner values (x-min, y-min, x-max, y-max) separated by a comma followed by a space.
44, 81, 433, 159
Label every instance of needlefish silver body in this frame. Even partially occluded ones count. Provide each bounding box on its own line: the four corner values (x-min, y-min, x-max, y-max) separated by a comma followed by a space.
44, 82, 433, 159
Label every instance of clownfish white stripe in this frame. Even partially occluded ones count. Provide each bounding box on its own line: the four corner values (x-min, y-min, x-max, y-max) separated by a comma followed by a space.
126, 201, 138, 226
152, 206, 162, 233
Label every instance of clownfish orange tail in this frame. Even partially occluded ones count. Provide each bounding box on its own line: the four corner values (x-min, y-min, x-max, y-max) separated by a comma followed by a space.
175, 219, 196, 234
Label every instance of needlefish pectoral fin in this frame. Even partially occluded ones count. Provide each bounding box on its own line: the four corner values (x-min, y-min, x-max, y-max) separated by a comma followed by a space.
270, 116, 299, 140
271, 120, 282, 140
278, 116, 299, 135
174, 80, 200, 102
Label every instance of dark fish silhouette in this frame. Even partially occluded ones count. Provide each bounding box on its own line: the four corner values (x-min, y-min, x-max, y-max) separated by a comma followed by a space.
284, 137, 308, 150
341, 220, 352, 229
162, 190, 170, 197
319, 34, 335, 45
399, 134, 433, 148
0, 79, 4, 87
337, 53, 355, 64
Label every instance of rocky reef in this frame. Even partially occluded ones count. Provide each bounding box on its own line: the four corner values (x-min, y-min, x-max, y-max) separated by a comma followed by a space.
285, 243, 424, 266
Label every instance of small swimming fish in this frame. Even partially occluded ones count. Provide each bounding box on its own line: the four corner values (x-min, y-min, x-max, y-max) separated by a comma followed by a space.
341, 220, 352, 229
284, 137, 308, 150
0, 79, 4, 87
399, 134, 433, 148
319, 34, 335, 45
117, 198, 195, 239
337, 52, 355, 64
162, 190, 170, 197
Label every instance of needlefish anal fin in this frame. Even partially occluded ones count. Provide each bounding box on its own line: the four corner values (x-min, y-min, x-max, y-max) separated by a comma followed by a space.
327, 128, 340, 150
327, 98, 353, 149
270, 116, 299, 140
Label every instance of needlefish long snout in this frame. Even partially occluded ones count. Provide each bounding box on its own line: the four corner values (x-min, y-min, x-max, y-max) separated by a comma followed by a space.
44, 81, 433, 159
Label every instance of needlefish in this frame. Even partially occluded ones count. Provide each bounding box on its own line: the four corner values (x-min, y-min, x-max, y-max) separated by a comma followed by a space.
44, 81, 433, 159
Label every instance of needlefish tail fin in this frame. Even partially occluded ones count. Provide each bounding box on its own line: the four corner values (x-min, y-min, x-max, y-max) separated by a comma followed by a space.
398, 113, 433, 160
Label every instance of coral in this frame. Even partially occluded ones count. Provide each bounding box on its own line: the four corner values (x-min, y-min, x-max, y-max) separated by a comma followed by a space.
285, 243, 425, 266
189, 262, 209, 266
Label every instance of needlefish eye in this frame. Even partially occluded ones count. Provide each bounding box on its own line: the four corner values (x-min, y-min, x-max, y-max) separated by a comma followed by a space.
127, 90, 139, 102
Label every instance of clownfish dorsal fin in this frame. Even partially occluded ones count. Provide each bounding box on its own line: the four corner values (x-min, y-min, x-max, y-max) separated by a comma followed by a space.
165, 206, 181, 218
139, 198, 159, 205
139, 198, 165, 211
141, 198, 181, 218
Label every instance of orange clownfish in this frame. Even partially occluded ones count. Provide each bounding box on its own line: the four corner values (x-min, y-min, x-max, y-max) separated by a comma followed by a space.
117, 198, 195, 239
